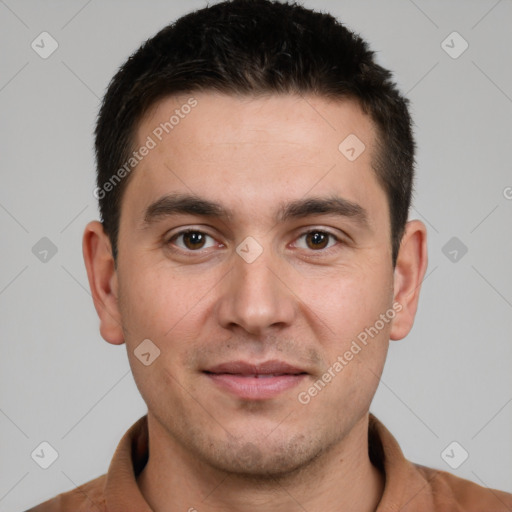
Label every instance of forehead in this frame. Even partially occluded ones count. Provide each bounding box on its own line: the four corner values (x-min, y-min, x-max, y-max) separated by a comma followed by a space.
139, 92, 375, 159
123, 92, 386, 226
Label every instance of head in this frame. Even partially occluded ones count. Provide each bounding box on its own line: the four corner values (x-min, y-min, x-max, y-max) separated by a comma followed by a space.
84, 0, 427, 479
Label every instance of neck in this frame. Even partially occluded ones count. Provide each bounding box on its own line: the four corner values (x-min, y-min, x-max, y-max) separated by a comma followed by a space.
137, 413, 384, 512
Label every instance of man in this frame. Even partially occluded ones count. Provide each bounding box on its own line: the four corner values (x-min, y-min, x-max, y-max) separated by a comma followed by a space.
27, 0, 512, 510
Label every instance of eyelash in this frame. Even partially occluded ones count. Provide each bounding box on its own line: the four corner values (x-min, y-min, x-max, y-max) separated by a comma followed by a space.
165, 228, 344, 255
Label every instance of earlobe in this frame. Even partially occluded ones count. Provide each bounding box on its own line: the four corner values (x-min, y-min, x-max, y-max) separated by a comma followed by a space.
82, 221, 125, 345
389, 220, 428, 341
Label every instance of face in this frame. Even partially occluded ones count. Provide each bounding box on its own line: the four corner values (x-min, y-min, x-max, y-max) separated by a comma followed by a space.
112, 92, 398, 476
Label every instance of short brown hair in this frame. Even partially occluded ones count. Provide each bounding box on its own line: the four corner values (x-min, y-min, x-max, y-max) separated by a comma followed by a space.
95, 0, 415, 266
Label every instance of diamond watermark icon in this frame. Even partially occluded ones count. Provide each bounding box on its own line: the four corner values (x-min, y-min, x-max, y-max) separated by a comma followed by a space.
32, 237, 58, 263
31, 31, 59, 59
338, 134, 366, 162
441, 441, 469, 469
236, 236, 263, 263
134, 338, 161, 366
31, 441, 59, 469
442, 236, 468, 263
441, 31, 468, 59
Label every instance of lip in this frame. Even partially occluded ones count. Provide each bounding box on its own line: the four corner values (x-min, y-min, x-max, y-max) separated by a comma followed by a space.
204, 360, 308, 400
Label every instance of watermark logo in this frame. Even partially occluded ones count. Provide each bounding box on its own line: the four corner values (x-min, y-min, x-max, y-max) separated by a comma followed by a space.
338, 134, 366, 162
298, 301, 402, 404
94, 97, 198, 200
32, 237, 58, 263
236, 236, 264, 264
441, 441, 469, 469
442, 236, 468, 263
31, 441, 59, 469
441, 31, 469, 60
134, 339, 161, 366
31, 32, 58, 59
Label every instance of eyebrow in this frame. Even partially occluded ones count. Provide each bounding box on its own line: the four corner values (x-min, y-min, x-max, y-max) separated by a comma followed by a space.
142, 192, 368, 228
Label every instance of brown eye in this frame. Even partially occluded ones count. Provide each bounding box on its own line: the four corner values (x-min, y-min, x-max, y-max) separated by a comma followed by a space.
169, 230, 216, 251
305, 231, 330, 250
293, 230, 341, 253
182, 231, 206, 250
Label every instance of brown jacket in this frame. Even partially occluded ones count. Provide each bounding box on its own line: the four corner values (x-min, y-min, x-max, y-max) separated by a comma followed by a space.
26, 414, 512, 511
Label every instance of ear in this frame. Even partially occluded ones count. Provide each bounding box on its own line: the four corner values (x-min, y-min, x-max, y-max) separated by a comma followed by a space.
389, 220, 428, 341
82, 221, 124, 345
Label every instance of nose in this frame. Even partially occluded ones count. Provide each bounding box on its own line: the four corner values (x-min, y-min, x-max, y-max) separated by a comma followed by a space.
215, 246, 297, 337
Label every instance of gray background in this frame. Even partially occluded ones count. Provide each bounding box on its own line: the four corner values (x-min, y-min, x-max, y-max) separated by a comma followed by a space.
1, 0, 511, 510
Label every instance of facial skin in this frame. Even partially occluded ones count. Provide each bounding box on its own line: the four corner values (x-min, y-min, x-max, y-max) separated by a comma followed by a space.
83, 92, 428, 511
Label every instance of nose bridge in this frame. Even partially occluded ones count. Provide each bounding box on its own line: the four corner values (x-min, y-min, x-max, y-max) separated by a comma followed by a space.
216, 242, 295, 335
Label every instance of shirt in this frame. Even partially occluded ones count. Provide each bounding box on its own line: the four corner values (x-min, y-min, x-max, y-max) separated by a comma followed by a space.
26, 414, 512, 511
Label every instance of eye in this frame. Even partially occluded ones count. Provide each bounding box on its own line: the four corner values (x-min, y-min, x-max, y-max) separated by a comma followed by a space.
167, 230, 217, 251
294, 230, 340, 251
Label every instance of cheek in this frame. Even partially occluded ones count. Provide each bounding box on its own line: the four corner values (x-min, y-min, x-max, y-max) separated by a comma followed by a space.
118, 265, 205, 342
298, 277, 391, 423
119, 270, 207, 409
118, 266, 220, 396
301, 266, 393, 338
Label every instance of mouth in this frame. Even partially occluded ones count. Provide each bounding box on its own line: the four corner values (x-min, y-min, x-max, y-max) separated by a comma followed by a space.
203, 360, 308, 400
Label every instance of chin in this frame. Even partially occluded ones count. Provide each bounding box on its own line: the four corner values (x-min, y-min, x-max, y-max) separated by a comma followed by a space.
197, 431, 327, 480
